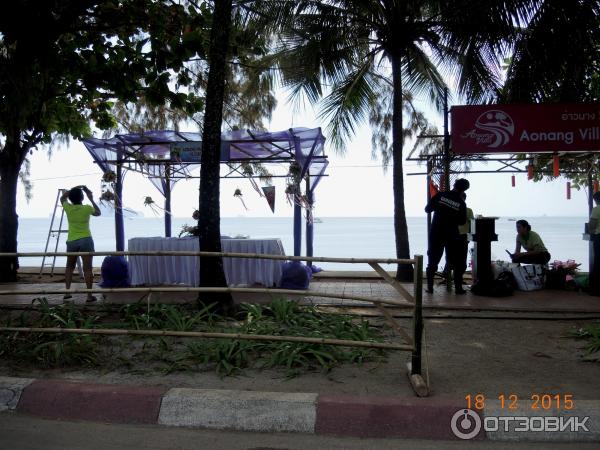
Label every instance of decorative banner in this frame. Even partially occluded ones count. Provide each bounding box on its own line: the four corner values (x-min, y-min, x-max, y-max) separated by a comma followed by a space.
553, 154, 560, 177
429, 181, 439, 197
262, 186, 276, 213
567, 181, 572, 200
451, 103, 600, 154
527, 164, 534, 180
511, 175, 516, 187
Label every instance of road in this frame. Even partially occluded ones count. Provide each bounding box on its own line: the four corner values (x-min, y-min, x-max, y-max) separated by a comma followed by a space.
1, 413, 597, 450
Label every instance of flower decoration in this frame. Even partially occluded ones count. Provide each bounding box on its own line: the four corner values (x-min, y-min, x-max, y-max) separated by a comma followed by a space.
179, 224, 200, 237
102, 171, 117, 183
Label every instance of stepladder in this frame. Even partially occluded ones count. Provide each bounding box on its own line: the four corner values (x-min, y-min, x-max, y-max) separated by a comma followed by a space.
39, 189, 83, 277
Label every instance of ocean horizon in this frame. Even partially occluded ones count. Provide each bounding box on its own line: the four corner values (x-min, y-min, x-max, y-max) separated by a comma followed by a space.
17, 215, 590, 272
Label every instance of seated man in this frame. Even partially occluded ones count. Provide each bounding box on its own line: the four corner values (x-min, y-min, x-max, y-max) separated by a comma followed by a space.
510, 219, 551, 265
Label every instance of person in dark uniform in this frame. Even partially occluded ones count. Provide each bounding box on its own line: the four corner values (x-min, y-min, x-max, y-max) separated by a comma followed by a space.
425, 178, 470, 294
588, 192, 600, 296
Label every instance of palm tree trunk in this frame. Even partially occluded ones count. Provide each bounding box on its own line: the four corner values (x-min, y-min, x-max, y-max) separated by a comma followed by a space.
390, 53, 414, 282
0, 142, 24, 282
198, 0, 233, 312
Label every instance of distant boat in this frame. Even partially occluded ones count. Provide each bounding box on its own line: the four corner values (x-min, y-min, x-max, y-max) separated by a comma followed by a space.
313, 218, 323, 223
508, 218, 516, 221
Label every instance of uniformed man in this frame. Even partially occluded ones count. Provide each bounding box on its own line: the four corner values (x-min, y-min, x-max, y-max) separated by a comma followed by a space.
425, 178, 470, 294
588, 192, 600, 296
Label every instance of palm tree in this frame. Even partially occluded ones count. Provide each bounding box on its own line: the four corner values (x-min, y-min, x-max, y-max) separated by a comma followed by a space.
198, 0, 235, 312
502, 1, 600, 206
503, 0, 600, 103
261, 0, 536, 280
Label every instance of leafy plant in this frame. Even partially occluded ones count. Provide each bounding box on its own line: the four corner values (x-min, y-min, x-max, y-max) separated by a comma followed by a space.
567, 324, 600, 356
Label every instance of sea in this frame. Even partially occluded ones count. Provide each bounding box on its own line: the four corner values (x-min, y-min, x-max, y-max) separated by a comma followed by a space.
18, 216, 590, 272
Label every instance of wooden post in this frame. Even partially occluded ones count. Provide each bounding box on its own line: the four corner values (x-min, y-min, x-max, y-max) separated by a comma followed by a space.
409, 254, 428, 396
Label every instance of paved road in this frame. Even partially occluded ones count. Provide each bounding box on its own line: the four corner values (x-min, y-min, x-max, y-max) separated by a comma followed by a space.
1, 413, 597, 450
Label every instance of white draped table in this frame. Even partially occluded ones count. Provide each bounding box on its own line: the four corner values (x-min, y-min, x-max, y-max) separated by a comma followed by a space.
128, 237, 286, 287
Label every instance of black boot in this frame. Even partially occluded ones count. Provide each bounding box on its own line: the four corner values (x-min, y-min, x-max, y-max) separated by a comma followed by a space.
426, 268, 435, 293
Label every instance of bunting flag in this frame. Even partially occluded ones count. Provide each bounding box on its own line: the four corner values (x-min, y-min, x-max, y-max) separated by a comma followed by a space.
527, 164, 534, 180
429, 181, 439, 198
553, 154, 560, 177
262, 186, 276, 213
567, 181, 571, 200
511, 175, 516, 187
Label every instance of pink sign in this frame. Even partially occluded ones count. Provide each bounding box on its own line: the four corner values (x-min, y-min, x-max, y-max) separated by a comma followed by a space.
451, 103, 600, 154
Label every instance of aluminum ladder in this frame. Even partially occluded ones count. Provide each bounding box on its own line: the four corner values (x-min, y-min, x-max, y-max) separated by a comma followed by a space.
39, 189, 83, 277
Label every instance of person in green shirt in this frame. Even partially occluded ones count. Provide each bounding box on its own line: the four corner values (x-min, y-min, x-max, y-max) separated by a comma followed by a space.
60, 186, 101, 302
509, 219, 551, 265
588, 192, 600, 296
456, 193, 474, 290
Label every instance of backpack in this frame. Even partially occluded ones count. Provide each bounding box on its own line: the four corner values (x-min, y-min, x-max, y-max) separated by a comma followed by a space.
471, 271, 515, 297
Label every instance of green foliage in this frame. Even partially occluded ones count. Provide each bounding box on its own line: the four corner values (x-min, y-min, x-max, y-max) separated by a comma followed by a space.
258, 0, 534, 153
117, 302, 218, 331
567, 323, 600, 357
0, 299, 391, 377
0, 298, 100, 367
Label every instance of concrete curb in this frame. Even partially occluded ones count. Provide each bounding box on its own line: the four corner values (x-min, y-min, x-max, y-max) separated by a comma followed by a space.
0, 377, 598, 442
158, 388, 317, 433
0, 376, 33, 412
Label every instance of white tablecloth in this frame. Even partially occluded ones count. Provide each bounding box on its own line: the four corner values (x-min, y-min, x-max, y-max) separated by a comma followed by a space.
128, 237, 285, 287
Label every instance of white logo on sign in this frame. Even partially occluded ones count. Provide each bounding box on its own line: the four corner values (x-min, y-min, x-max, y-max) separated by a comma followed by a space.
474, 110, 514, 147
461, 110, 515, 148
450, 409, 482, 440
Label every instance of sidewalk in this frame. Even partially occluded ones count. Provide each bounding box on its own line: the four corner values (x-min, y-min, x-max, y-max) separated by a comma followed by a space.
1, 376, 599, 442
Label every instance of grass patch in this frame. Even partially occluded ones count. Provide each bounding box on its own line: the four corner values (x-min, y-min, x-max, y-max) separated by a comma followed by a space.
0, 298, 394, 377
567, 323, 600, 360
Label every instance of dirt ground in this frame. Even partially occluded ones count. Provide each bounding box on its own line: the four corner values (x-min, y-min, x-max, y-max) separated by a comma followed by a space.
1, 317, 598, 402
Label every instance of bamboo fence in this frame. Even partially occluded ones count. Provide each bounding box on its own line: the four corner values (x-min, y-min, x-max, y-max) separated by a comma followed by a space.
0, 250, 428, 396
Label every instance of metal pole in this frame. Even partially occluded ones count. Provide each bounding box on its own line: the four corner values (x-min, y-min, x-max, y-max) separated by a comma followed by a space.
293, 199, 302, 257
305, 177, 314, 265
114, 148, 125, 251
588, 168, 594, 273
426, 157, 432, 237
443, 87, 450, 191
164, 165, 172, 238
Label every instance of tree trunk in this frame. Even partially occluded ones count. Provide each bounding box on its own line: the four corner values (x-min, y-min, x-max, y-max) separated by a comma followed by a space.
0, 143, 24, 282
198, 0, 233, 312
390, 53, 414, 282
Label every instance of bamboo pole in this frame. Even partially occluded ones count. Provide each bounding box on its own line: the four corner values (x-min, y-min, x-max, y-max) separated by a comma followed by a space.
368, 262, 415, 304
373, 301, 414, 347
409, 255, 428, 397
0, 286, 414, 309
0, 251, 415, 265
0, 326, 413, 351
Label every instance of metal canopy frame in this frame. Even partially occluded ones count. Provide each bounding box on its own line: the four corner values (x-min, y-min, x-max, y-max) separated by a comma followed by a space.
81, 128, 329, 259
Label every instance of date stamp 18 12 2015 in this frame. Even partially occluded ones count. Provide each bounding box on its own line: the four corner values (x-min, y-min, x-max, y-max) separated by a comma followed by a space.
465, 393, 575, 411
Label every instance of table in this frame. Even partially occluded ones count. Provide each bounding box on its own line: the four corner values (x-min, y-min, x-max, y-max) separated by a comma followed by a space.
128, 237, 286, 287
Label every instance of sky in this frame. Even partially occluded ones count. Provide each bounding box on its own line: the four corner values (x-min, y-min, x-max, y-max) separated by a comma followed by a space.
15, 92, 590, 219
